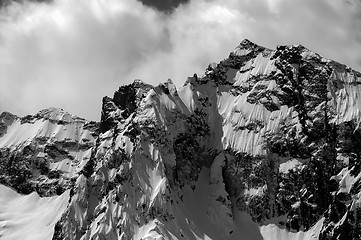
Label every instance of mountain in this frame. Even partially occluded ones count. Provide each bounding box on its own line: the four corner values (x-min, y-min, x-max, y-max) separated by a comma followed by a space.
1, 39, 361, 240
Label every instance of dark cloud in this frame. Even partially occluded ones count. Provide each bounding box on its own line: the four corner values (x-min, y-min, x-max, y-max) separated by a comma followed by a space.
138, 0, 189, 12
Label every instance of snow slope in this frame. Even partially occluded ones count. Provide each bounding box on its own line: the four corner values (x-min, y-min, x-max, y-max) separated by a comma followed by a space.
0, 184, 69, 240
0, 108, 95, 151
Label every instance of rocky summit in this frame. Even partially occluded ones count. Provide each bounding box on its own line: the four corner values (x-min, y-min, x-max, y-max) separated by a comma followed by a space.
1, 39, 361, 240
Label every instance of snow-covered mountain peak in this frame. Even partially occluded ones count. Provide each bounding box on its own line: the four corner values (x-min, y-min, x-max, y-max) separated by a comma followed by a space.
0, 106, 97, 149
0, 105, 98, 203
237, 38, 266, 51
21, 107, 87, 124
233, 38, 269, 56
100, 79, 154, 133
2, 40, 361, 240
0, 111, 18, 138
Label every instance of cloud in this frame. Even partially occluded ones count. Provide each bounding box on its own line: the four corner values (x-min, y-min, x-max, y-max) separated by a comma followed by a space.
0, 0, 168, 120
138, 0, 190, 12
0, 0, 360, 120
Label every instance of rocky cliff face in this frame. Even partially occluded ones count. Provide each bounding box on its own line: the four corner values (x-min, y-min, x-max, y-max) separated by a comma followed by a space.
1, 39, 361, 240
0, 108, 98, 195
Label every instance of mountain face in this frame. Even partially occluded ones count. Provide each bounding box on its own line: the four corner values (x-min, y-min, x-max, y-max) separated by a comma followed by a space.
1, 39, 361, 240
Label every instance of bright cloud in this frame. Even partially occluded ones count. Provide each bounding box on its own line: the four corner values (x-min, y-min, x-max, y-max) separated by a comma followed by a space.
0, 0, 360, 120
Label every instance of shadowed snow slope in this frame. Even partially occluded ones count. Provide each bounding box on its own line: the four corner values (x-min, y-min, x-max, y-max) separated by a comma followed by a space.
1, 40, 361, 239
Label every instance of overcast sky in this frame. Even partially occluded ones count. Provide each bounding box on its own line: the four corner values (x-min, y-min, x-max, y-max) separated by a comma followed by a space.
0, 0, 361, 121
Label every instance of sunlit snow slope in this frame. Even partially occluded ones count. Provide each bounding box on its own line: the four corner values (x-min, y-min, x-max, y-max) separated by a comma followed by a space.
0, 185, 69, 240
1, 39, 361, 240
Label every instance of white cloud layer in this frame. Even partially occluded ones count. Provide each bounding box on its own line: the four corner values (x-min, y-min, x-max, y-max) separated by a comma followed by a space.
0, 0, 360, 120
